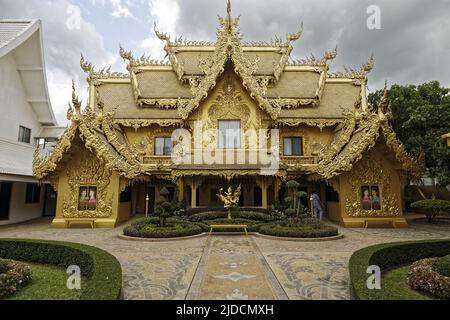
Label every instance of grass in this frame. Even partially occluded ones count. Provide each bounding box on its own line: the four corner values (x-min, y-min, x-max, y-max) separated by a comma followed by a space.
349, 239, 450, 300
381, 264, 431, 300
8, 263, 89, 300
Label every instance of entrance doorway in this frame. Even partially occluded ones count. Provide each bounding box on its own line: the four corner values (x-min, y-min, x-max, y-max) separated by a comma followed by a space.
254, 187, 262, 207
145, 186, 156, 214
0, 182, 12, 220
43, 184, 57, 217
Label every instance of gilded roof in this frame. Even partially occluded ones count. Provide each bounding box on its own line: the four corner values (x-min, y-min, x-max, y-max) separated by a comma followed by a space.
32, 2, 424, 182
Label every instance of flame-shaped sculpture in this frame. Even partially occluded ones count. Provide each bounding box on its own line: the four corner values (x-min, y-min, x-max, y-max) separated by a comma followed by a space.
217, 184, 242, 219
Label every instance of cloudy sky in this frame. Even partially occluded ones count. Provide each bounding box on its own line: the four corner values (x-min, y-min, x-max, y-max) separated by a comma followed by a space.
1, 0, 449, 126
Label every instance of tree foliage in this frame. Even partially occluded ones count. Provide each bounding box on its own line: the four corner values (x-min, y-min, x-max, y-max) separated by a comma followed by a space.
368, 81, 450, 186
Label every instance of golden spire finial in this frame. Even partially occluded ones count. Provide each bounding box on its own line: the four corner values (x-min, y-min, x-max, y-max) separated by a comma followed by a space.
377, 80, 391, 120
227, 0, 231, 18
67, 79, 81, 121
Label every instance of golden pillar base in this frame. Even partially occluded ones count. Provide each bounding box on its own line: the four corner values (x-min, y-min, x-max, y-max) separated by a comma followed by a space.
342, 217, 409, 228
51, 218, 118, 229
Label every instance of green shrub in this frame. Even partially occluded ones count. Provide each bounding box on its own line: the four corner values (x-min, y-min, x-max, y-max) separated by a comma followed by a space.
188, 211, 274, 223
436, 254, 450, 277
349, 239, 450, 300
259, 223, 338, 238
123, 218, 203, 239
0, 259, 8, 274
0, 239, 122, 300
410, 199, 450, 222
186, 207, 270, 215
188, 211, 228, 222
139, 224, 202, 238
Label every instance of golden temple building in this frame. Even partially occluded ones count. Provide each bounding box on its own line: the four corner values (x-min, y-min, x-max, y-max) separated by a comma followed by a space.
33, 2, 424, 229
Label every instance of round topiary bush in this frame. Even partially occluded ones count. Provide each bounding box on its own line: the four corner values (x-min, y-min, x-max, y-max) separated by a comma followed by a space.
0, 258, 32, 299
123, 218, 203, 238
410, 199, 450, 222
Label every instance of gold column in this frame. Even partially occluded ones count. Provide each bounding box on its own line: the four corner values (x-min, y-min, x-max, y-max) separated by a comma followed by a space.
176, 177, 185, 202
191, 180, 198, 208
257, 177, 269, 209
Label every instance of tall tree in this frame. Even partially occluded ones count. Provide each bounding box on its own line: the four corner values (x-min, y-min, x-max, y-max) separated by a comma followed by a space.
368, 81, 450, 186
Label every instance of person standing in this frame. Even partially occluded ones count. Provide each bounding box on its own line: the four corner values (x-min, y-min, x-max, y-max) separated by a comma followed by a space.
312, 191, 324, 220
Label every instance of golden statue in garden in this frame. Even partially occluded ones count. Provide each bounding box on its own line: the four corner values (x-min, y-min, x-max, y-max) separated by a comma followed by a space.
217, 185, 242, 219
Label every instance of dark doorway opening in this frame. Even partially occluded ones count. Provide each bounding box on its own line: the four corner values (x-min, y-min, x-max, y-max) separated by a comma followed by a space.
43, 185, 57, 217
254, 187, 262, 207
145, 186, 156, 214
0, 182, 12, 220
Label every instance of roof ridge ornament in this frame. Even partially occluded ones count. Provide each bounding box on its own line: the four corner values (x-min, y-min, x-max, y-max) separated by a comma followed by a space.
328, 53, 375, 79
153, 23, 185, 80
377, 80, 392, 122
67, 80, 81, 122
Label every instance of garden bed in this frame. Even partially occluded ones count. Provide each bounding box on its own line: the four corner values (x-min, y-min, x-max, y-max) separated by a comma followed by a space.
0, 239, 122, 300
0, 258, 32, 299
258, 221, 339, 238
349, 239, 450, 300
407, 255, 450, 299
123, 217, 203, 238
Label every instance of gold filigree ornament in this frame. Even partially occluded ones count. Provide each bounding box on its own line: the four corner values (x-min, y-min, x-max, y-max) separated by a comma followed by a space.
344, 152, 400, 218
177, 2, 281, 121
62, 148, 113, 218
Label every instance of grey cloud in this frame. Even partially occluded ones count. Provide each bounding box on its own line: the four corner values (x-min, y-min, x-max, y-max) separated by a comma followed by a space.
175, 0, 450, 90
0, 0, 114, 125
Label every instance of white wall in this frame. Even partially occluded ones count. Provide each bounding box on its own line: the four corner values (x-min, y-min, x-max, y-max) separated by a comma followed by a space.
0, 181, 44, 226
0, 52, 42, 143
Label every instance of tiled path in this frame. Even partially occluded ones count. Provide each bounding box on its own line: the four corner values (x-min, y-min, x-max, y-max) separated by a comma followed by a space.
0, 216, 449, 300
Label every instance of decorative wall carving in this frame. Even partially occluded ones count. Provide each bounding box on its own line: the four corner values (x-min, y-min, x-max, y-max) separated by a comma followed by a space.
62, 148, 113, 218
344, 153, 400, 217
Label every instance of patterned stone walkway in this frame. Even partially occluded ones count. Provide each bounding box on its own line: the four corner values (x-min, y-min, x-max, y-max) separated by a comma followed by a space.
0, 216, 449, 300
186, 236, 287, 300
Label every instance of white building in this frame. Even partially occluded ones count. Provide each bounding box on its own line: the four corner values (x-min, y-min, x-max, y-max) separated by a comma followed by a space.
0, 20, 64, 225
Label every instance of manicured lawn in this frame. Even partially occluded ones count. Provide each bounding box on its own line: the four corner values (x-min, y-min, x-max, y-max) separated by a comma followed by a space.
8, 263, 88, 300
382, 264, 431, 300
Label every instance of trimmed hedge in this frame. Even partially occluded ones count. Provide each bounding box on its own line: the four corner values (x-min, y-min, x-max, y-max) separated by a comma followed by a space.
186, 207, 270, 215
259, 223, 338, 238
0, 239, 122, 300
188, 211, 274, 223
349, 239, 450, 300
123, 217, 203, 238
436, 255, 450, 277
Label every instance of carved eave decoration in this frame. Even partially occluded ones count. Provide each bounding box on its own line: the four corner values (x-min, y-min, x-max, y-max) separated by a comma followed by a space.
171, 169, 287, 182
175, 4, 282, 121
33, 83, 142, 182
317, 113, 381, 179
33, 81, 81, 180
275, 118, 343, 131
153, 24, 186, 81
80, 54, 128, 86
113, 119, 184, 131
272, 23, 304, 82
316, 90, 425, 180
328, 54, 374, 81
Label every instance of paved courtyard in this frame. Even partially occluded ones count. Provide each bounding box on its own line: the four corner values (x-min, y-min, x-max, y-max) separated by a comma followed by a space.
0, 216, 449, 300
